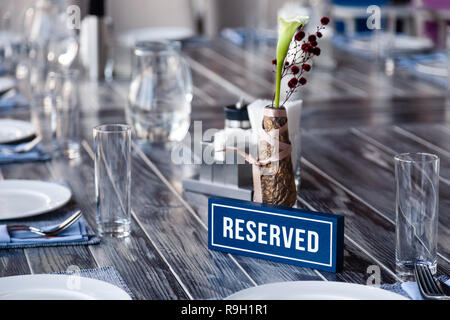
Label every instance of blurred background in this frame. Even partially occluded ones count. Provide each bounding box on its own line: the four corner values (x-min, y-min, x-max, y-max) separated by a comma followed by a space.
2, 0, 450, 146
1, 0, 449, 81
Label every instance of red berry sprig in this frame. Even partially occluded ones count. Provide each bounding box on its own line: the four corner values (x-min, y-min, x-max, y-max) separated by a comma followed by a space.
321, 16, 330, 25
271, 17, 329, 107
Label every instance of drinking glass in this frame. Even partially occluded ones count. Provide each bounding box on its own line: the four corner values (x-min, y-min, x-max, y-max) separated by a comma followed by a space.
93, 124, 132, 238
0, 2, 21, 75
30, 93, 56, 151
22, 0, 79, 69
52, 69, 81, 159
395, 153, 439, 277
29, 69, 60, 153
27, 42, 51, 97
126, 40, 192, 143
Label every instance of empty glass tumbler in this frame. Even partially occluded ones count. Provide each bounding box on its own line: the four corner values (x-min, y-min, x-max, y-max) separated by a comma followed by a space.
94, 124, 132, 238
30, 70, 81, 157
30, 92, 56, 151
126, 40, 192, 142
52, 70, 81, 159
395, 153, 439, 277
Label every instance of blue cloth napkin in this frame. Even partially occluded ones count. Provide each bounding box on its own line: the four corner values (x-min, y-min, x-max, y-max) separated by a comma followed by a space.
332, 34, 374, 59
0, 208, 100, 249
0, 142, 51, 165
381, 276, 450, 300
332, 34, 434, 60
396, 52, 448, 88
180, 36, 209, 47
53, 266, 135, 300
0, 92, 28, 109
221, 28, 277, 46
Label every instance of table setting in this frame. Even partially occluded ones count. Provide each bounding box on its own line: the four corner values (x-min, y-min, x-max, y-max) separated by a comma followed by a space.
0, 0, 448, 305
0, 122, 50, 164
0, 177, 132, 299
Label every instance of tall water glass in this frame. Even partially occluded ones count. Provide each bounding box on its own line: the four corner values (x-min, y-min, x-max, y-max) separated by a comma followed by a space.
53, 70, 81, 159
94, 124, 131, 238
30, 93, 56, 151
395, 153, 439, 277
28, 42, 52, 97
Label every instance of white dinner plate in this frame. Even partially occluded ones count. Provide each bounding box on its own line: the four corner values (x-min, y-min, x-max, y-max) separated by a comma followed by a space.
0, 274, 132, 300
118, 27, 195, 47
226, 281, 408, 300
0, 119, 35, 144
0, 180, 72, 220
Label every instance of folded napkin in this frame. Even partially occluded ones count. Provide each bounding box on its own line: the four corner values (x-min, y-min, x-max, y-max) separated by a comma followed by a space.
53, 266, 135, 300
0, 208, 100, 249
180, 36, 209, 47
221, 28, 277, 46
332, 34, 434, 60
396, 52, 447, 88
0, 142, 51, 165
381, 276, 450, 300
0, 92, 28, 109
332, 35, 374, 60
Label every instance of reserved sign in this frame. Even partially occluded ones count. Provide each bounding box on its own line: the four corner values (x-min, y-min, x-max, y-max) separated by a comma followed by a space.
208, 197, 344, 272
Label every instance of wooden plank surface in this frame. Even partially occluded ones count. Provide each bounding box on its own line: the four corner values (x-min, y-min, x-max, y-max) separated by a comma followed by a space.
81, 113, 260, 299
49, 146, 190, 300
301, 131, 449, 262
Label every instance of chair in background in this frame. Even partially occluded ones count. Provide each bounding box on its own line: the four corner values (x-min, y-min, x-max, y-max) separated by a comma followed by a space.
418, 0, 450, 48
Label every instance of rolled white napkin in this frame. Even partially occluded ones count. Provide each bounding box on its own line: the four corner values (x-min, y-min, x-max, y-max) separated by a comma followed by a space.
247, 99, 302, 170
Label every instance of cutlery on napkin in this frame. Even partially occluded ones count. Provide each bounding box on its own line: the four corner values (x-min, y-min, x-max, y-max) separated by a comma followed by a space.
402, 278, 450, 300
0, 211, 92, 248
382, 277, 450, 300
0, 139, 51, 164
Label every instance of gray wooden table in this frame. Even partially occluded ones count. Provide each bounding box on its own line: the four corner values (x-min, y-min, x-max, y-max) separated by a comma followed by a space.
0, 38, 449, 300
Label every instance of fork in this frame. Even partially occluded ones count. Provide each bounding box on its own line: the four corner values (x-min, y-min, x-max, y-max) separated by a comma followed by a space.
0, 135, 42, 155
7, 210, 82, 236
414, 262, 450, 300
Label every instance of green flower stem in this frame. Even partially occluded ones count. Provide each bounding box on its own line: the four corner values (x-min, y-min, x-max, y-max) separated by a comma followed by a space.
274, 16, 308, 108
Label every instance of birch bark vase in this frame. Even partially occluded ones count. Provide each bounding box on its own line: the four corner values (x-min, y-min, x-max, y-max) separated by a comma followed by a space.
254, 105, 296, 207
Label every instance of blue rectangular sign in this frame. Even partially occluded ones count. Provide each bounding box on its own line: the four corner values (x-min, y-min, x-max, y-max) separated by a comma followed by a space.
208, 197, 344, 273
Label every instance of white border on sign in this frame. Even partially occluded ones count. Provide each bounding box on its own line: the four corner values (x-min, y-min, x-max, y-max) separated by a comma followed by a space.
211, 203, 334, 267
